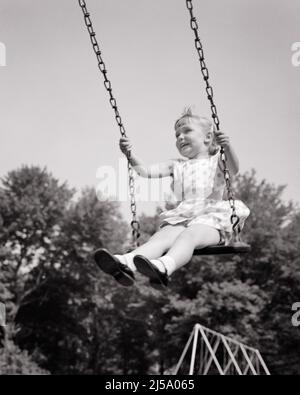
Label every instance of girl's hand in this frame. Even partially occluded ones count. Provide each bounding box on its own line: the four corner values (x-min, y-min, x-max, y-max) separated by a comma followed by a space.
214, 130, 230, 148
119, 136, 132, 155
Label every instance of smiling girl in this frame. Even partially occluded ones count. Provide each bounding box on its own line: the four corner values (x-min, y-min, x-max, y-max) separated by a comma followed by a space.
94, 108, 250, 289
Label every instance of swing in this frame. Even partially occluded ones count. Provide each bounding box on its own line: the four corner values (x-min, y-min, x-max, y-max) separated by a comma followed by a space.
78, 0, 251, 255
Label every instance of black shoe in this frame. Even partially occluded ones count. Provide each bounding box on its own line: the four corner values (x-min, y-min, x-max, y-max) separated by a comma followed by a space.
94, 248, 135, 287
133, 255, 169, 288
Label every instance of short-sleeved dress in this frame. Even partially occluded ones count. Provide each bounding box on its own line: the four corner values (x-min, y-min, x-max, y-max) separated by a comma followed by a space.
159, 152, 250, 243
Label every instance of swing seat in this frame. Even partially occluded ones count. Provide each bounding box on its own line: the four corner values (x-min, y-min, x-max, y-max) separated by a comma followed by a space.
194, 242, 251, 255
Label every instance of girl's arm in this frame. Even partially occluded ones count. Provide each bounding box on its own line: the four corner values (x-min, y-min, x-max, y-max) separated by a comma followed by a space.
214, 131, 239, 175
130, 154, 174, 178
120, 137, 173, 178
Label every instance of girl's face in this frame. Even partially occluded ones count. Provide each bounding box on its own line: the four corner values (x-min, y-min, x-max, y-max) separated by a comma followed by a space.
175, 119, 209, 159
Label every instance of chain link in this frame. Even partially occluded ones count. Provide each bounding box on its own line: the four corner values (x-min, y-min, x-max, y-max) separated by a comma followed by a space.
78, 0, 140, 247
185, 0, 241, 239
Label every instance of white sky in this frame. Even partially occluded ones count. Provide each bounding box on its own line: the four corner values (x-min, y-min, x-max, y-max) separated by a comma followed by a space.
1, 0, 299, 222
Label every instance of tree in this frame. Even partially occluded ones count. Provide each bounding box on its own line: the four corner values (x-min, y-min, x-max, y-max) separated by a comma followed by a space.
1, 166, 299, 375
0, 340, 50, 375
0, 166, 73, 351
0, 166, 130, 374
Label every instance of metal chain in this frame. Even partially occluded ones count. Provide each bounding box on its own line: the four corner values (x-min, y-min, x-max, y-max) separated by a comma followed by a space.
78, 0, 140, 247
185, 0, 241, 239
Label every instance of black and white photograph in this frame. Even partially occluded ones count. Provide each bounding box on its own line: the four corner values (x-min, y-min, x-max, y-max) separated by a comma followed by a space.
0, 0, 299, 377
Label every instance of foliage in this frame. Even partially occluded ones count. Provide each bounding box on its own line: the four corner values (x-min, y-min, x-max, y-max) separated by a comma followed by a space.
0, 166, 299, 375
0, 340, 50, 375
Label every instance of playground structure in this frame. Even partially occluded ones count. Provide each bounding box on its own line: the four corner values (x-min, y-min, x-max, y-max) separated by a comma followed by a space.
174, 324, 270, 375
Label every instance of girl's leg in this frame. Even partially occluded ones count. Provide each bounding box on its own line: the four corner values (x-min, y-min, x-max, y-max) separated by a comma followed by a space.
162, 224, 220, 275
131, 224, 186, 260
95, 224, 185, 286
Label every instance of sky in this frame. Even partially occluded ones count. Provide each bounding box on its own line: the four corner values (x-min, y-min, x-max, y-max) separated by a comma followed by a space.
0, 0, 299, 223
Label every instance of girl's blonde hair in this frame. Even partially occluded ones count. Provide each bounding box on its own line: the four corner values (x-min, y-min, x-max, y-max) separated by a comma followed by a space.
175, 107, 219, 156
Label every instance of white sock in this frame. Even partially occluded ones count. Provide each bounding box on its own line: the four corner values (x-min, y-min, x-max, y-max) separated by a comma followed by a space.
151, 255, 176, 276
115, 253, 136, 272
150, 259, 166, 274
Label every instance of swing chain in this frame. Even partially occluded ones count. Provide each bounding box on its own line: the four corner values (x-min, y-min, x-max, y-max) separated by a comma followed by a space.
128, 160, 140, 247
185, 0, 241, 239
78, 0, 140, 247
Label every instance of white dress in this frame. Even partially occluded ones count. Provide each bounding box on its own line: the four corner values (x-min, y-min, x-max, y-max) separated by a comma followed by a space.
159, 152, 250, 241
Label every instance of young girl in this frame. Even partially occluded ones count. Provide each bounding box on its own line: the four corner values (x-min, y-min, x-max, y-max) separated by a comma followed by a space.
94, 108, 250, 289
